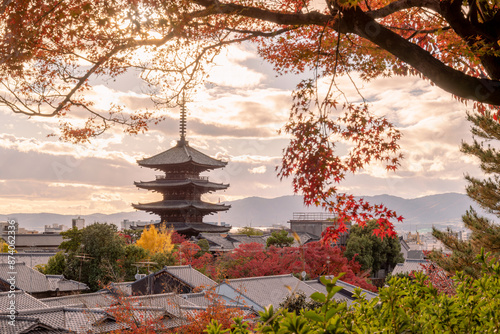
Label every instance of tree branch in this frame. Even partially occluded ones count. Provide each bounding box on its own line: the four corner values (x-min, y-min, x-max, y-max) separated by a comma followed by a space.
368, 0, 441, 18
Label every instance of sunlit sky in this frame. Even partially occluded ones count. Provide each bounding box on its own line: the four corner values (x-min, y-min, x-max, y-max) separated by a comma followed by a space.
0, 44, 481, 215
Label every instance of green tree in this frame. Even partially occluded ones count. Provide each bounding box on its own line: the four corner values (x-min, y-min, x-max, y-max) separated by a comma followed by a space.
150, 251, 177, 272
121, 244, 149, 281
266, 230, 294, 248
236, 227, 264, 236
344, 220, 404, 275
63, 223, 128, 291
197, 239, 210, 255
59, 227, 83, 253
40, 251, 66, 275
122, 229, 143, 243
430, 112, 500, 277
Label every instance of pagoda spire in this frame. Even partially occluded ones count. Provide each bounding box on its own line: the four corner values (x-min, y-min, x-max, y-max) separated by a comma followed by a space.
179, 94, 187, 144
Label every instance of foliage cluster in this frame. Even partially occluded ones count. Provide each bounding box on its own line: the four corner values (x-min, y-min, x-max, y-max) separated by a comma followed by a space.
40, 223, 180, 291
344, 219, 404, 275
191, 241, 375, 292
236, 227, 264, 236
206, 251, 500, 333
266, 230, 295, 248
41, 224, 374, 292
429, 112, 500, 278
136, 223, 175, 254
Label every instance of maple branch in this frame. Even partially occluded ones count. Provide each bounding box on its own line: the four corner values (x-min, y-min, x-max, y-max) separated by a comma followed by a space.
222, 27, 298, 37
345, 6, 500, 104
1, 31, 179, 118
192, 0, 500, 105
368, 0, 441, 18
192, 0, 333, 27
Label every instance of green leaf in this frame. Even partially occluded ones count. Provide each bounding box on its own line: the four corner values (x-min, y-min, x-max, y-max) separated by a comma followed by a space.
310, 292, 327, 303
303, 310, 323, 323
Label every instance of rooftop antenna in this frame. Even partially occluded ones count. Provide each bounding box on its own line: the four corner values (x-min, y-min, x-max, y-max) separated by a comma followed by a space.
179, 92, 187, 144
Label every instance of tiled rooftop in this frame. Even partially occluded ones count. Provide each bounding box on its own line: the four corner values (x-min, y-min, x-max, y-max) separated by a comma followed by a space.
165, 265, 217, 290
226, 274, 320, 310
0, 253, 57, 268
127, 292, 194, 316
40, 291, 117, 308
180, 292, 212, 307
108, 281, 133, 296
0, 263, 53, 293
138, 141, 227, 168
0, 263, 88, 294
0, 291, 49, 311
0, 315, 69, 334
392, 259, 428, 276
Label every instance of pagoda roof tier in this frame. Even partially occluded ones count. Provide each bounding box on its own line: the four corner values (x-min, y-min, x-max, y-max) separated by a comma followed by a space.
134, 179, 229, 191
132, 200, 230, 213
138, 140, 226, 170
150, 221, 231, 234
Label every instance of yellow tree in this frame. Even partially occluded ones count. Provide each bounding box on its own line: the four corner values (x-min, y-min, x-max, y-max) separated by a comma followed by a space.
136, 224, 175, 255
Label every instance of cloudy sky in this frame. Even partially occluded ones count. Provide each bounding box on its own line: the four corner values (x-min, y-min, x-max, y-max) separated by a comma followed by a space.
0, 43, 481, 215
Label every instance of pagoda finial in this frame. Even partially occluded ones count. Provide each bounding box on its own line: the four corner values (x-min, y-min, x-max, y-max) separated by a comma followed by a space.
179, 92, 187, 144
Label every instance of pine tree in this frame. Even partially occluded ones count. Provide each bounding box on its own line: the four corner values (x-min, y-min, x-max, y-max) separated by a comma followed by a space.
429, 112, 500, 277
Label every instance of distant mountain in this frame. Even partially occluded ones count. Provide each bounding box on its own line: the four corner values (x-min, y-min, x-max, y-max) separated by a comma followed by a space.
223, 193, 489, 233
2, 193, 493, 233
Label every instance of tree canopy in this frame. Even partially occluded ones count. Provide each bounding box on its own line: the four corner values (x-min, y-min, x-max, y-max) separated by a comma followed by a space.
2, 1, 499, 128
429, 112, 500, 277
344, 219, 404, 275
3, 0, 500, 239
266, 230, 295, 248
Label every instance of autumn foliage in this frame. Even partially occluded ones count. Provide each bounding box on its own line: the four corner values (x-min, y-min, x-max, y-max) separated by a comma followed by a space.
2, 0, 500, 243
178, 241, 376, 292
136, 224, 175, 254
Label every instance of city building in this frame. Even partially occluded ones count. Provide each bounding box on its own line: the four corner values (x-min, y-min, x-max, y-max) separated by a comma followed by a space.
44, 224, 67, 234
71, 217, 85, 229
132, 103, 231, 237
288, 212, 350, 246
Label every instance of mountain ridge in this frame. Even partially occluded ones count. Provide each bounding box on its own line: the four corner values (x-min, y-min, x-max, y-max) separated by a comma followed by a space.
1, 192, 492, 233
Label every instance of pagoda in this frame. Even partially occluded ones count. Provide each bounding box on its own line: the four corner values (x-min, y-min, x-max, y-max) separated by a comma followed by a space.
132, 103, 231, 237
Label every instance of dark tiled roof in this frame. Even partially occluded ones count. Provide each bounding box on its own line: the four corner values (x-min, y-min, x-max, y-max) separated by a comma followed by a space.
0, 253, 57, 268
0, 291, 48, 311
226, 274, 320, 310
133, 200, 230, 212
46, 275, 89, 292
0, 306, 122, 333
138, 141, 227, 169
180, 292, 211, 307
135, 179, 228, 190
229, 235, 267, 248
108, 281, 133, 297
392, 259, 428, 276
0, 315, 69, 334
0, 263, 52, 293
127, 292, 194, 316
40, 291, 117, 308
0, 234, 63, 248
0, 263, 88, 294
160, 222, 231, 234
164, 265, 217, 290
407, 250, 425, 260
198, 233, 235, 251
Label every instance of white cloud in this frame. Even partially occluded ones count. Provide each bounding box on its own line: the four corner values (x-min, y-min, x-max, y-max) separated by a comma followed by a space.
248, 166, 267, 174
